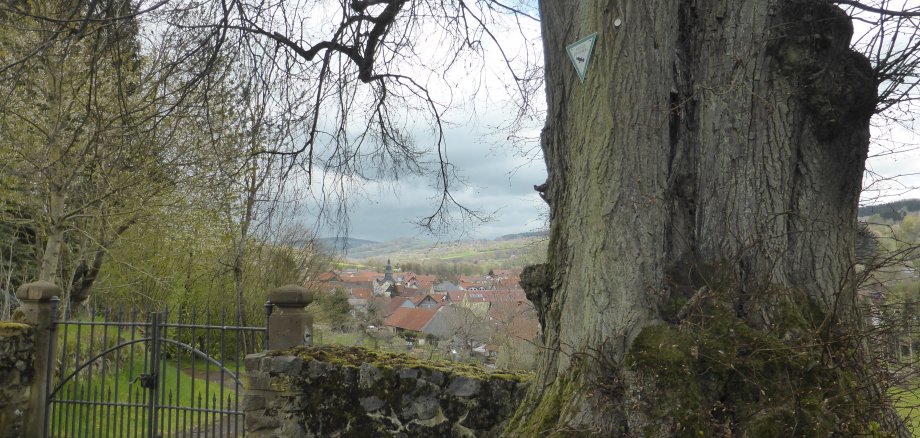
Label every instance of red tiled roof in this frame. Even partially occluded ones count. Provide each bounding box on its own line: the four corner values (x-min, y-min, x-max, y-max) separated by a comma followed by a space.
384, 307, 440, 332
316, 272, 340, 281
339, 271, 384, 283
396, 289, 426, 298
490, 289, 528, 302
384, 297, 408, 316
403, 273, 437, 289
445, 289, 529, 303
349, 288, 373, 300
447, 291, 488, 302
365, 296, 395, 316
304, 272, 341, 290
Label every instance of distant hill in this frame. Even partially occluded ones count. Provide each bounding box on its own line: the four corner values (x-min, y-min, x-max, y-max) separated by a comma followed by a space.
315, 237, 378, 253
340, 237, 440, 259
496, 230, 549, 241
339, 234, 548, 269
859, 199, 920, 221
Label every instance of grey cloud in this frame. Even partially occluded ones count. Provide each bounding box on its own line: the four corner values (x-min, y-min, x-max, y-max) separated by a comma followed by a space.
316, 126, 548, 241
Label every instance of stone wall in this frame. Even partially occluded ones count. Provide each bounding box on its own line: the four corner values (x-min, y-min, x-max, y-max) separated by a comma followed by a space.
0, 322, 34, 438
243, 345, 531, 437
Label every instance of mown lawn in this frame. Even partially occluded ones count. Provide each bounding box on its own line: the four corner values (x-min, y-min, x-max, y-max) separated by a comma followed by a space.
48, 356, 241, 438
893, 385, 920, 436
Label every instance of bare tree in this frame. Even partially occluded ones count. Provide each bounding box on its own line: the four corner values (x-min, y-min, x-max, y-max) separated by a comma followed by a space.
487, 300, 539, 370
441, 304, 489, 359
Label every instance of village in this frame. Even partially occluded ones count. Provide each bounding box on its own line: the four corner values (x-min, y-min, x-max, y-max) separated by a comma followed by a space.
306, 260, 540, 370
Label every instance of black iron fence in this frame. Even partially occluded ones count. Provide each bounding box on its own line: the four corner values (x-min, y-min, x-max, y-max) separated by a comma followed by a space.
45, 304, 269, 437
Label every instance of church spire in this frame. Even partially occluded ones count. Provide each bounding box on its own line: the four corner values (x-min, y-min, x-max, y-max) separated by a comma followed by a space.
384, 259, 394, 283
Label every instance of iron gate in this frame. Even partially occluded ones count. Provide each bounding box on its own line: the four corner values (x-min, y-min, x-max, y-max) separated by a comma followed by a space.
44, 304, 269, 437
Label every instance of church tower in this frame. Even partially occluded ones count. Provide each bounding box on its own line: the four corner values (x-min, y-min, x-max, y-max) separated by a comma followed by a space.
373, 258, 397, 297
384, 259, 394, 283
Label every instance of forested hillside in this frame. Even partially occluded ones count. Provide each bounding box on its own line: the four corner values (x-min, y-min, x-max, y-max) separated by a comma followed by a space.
861, 199, 920, 221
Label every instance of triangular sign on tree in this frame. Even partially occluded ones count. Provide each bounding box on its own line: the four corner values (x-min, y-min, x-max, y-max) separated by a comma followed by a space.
566, 32, 597, 83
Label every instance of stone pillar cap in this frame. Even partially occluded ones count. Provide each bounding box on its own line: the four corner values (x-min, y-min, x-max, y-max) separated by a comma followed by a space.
269, 284, 313, 307
16, 281, 61, 301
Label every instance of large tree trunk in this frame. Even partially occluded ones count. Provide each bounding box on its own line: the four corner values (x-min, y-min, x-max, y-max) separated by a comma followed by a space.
508, 1, 905, 436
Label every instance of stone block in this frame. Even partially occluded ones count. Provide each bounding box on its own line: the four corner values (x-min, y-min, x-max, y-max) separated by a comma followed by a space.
307, 360, 331, 379
402, 395, 439, 420
423, 370, 445, 386
245, 413, 280, 431
267, 312, 313, 350
270, 356, 304, 374
358, 363, 383, 389
413, 378, 440, 396
245, 373, 274, 391
359, 396, 385, 412
241, 394, 266, 411
245, 352, 267, 371
398, 368, 419, 380
268, 285, 312, 308
269, 379, 291, 392
15, 281, 60, 301
447, 377, 479, 397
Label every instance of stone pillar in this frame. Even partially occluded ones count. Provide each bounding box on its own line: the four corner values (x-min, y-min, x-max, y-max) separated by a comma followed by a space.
15, 281, 60, 438
267, 285, 313, 350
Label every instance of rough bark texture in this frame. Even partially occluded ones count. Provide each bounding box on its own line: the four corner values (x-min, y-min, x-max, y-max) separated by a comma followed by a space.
506, 1, 903, 436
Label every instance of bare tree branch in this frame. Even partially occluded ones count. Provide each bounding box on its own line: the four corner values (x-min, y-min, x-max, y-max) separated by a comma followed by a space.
836, 0, 920, 18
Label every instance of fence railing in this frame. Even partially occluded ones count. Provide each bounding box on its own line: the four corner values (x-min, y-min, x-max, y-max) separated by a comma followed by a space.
11, 281, 312, 437
46, 304, 268, 438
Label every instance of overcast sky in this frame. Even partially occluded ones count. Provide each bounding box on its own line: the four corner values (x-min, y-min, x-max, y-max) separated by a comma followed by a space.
301, 4, 547, 243
312, 118, 549, 242
864, 121, 920, 204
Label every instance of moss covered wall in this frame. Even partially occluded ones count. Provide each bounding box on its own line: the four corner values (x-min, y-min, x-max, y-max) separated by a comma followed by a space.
0, 322, 34, 438
242, 345, 531, 437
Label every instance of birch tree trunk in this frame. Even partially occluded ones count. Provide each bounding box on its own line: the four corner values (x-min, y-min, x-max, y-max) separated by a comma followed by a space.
508, 1, 905, 435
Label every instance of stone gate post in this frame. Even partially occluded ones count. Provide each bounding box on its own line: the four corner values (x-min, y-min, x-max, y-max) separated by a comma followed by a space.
266, 284, 313, 350
16, 281, 60, 438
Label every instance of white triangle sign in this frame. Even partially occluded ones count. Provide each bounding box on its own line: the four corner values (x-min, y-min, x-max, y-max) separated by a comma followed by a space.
566, 33, 597, 83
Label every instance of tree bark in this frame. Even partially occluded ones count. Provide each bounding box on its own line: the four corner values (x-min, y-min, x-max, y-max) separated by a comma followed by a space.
507, 1, 904, 435
39, 190, 65, 283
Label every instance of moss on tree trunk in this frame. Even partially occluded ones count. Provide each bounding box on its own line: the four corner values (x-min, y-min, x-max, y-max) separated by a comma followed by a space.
506, 0, 906, 435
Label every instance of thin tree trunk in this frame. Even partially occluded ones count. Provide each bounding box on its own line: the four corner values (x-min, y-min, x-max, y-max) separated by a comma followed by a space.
507, 1, 905, 435
233, 158, 260, 331
39, 190, 65, 283
69, 217, 139, 307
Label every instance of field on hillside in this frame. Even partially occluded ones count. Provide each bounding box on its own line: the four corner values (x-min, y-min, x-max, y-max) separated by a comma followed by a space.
341, 234, 548, 269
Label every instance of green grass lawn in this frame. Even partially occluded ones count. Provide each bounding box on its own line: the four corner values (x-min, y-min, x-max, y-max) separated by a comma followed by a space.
48, 309, 260, 437
893, 385, 920, 436
48, 356, 243, 437
315, 328, 387, 350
